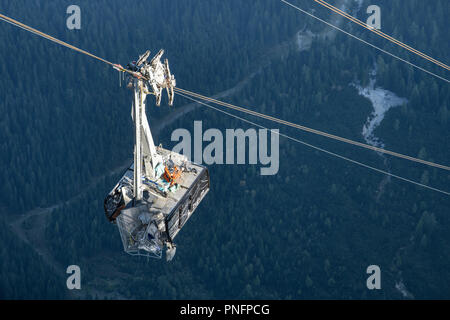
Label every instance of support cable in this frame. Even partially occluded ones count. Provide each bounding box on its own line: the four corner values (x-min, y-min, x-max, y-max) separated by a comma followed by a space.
313, 0, 450, 71
175, 91, 450, 196
174, 87, 450, 171
279, 0, 450, 83
1, 10, 448, 192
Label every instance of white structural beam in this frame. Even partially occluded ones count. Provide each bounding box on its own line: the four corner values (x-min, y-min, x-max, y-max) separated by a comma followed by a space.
133, 79, 143, 201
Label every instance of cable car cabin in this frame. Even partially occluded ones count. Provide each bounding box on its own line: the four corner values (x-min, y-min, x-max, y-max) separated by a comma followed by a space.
103, 50, 209, 261
104, 147, 210, 261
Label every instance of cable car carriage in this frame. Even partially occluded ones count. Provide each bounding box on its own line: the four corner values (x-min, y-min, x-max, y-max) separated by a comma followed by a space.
104, 50, 210, 261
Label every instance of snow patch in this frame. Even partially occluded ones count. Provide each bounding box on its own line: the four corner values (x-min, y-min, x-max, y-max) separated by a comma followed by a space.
353, 70, 407, 149
395, 281, 414, 299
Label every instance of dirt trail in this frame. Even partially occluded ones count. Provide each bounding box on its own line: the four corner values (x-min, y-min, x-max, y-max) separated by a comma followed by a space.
7, 160, 131, 298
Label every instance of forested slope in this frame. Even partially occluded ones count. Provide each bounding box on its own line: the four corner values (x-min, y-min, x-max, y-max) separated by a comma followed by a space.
0, 0, 449, 299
